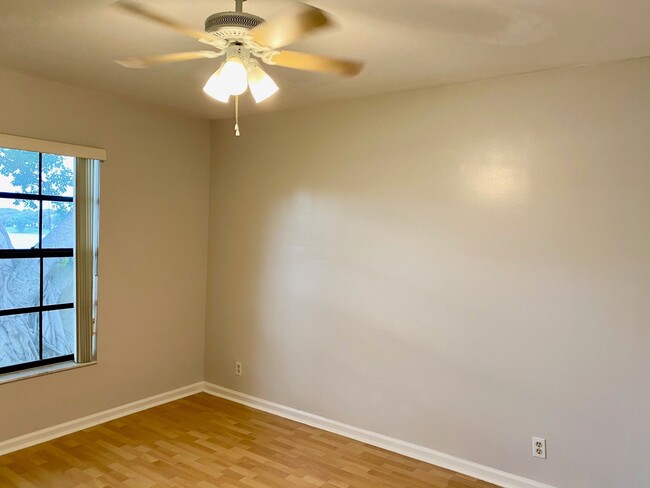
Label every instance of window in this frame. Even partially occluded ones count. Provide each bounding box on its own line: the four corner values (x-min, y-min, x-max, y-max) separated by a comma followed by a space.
0, 136, 103, 376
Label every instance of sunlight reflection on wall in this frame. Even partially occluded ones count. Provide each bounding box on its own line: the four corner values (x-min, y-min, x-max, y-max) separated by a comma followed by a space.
460, 146, 530, 205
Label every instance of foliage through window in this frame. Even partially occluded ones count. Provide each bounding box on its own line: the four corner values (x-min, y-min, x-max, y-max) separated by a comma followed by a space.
0, 148, 76, 373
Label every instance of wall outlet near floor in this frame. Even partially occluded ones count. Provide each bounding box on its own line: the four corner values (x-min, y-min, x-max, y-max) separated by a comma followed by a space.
235, 361, 243, 376
532, 437, 547, 459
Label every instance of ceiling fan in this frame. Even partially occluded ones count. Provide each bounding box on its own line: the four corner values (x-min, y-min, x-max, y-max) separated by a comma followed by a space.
114, 0, 364, 135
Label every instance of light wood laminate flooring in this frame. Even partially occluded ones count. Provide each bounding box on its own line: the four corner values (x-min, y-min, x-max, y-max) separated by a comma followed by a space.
0, 393, 500, 487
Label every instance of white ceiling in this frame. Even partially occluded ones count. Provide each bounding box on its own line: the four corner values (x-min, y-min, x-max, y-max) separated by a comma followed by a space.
0, 0, 649, 119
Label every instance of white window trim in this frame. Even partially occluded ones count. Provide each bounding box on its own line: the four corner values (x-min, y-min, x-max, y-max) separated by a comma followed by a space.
0, 134, 106, 161
0, 134, 104, 381
0, 361, 97, 386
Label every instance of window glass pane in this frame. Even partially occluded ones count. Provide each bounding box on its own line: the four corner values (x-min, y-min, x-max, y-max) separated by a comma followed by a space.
0, 148, 39, 195
0, 313, 39, 368
0, 148, 86, 373
0, 258, 40, 310
42, 154, 74, 197
0, 199, 40, 249
43, 308, 75, 359
42, 201, 74, 248
43, 257, 74, 306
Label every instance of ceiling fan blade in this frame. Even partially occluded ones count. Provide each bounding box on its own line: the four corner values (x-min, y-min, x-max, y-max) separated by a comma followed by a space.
114, 1, 216, 43
271, 50, 363, 77
248, 4, 333, 49
115, 51, 221, 69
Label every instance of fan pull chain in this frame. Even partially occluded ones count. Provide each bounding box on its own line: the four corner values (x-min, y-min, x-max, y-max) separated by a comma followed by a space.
234, 96, 241, 137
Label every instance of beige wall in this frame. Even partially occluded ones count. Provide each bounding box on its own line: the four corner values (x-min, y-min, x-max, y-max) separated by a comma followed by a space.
205, 58, 650, 488
0, 69, 210, 440
1, 56, 648, 487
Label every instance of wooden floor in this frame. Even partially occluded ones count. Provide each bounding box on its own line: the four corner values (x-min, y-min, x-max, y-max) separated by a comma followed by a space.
0, 393, 499, 488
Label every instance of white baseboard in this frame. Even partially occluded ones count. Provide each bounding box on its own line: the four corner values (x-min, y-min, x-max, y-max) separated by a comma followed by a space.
0, 382, 204, 456
203, 382, 555, 488
0, 381, 555, 488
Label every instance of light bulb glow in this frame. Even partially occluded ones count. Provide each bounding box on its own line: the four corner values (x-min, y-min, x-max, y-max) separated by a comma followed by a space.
248, 64, 279, 103
220, 55, 248, 96
203, 66, 230, 103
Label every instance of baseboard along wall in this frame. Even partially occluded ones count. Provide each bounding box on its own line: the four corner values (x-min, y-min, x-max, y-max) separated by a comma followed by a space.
0, 381, 555, 488
202, 383, 555, 488
0, 382, 204, 456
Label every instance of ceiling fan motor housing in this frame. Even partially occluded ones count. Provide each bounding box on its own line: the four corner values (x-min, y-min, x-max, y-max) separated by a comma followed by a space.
205, 12, 265, 33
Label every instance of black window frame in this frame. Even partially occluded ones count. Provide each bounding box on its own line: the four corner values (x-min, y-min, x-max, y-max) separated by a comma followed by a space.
0, 151, 75, 374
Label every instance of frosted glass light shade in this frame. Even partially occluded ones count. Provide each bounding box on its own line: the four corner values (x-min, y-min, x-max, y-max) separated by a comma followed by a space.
248, 64, 279, 103
220, 56, 248, 96
203, 66, 230, 103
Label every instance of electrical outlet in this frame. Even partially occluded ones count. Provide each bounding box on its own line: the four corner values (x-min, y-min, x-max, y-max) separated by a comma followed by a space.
532, 437, 547, 459
235, 361, 243, 376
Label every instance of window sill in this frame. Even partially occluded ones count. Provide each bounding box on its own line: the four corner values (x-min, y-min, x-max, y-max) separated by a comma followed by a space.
0, 360, 97, 386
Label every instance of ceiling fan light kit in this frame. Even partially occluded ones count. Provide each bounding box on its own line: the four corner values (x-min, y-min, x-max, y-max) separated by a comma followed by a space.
202, 45, 268, 101
203, 66, 230, 103
217, 47, 250, 96
248, 61, 279, 104
114, 0, 364, 136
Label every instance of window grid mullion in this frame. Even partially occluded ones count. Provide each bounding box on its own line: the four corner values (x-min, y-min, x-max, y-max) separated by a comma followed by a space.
0, 192, 73, 203
0, 248, 74, 259
0, 302, 75, 318
0, 149, 79, 375
38, 151, 43, 360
